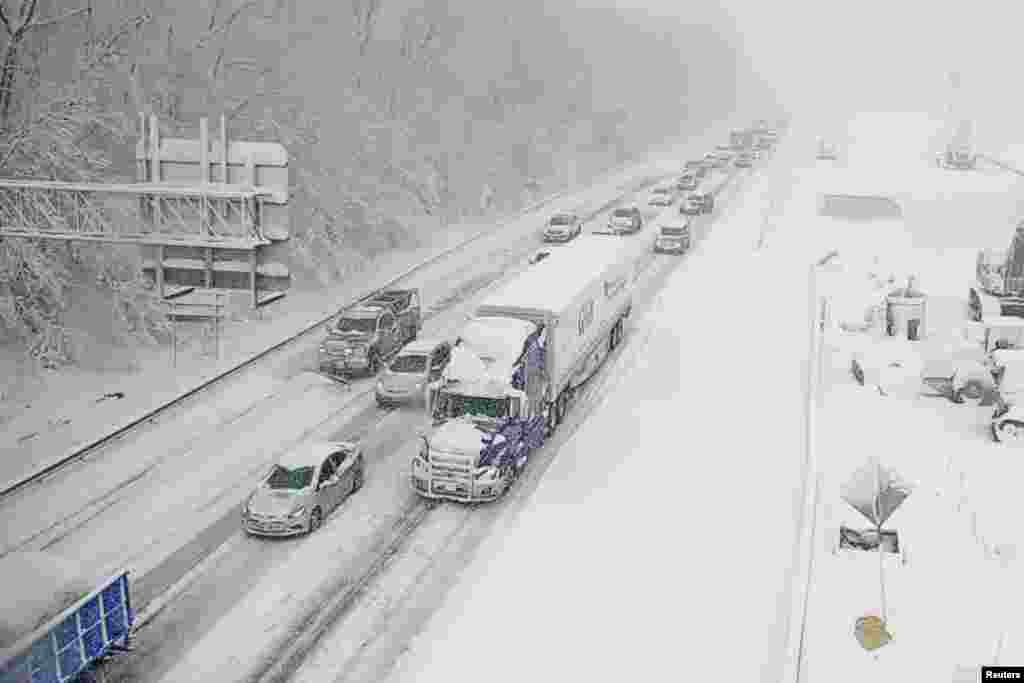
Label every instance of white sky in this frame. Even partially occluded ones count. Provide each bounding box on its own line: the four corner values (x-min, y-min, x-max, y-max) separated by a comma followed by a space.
583, 0, 1023, 124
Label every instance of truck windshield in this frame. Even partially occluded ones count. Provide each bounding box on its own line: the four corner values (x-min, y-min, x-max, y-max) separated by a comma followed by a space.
336, 317, 376, 334
436, 392, 508, 419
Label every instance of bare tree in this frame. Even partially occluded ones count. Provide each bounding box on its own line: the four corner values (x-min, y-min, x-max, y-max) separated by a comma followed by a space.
0, 0, 92, 128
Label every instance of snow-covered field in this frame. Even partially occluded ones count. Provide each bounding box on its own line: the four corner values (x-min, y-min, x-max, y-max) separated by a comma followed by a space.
787, 112, 1024, 680
381, 127, 810, 683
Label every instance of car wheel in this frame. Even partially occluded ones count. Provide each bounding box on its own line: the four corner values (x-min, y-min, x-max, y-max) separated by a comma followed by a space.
993, 419, 1024, 444
308, 507, 323, 534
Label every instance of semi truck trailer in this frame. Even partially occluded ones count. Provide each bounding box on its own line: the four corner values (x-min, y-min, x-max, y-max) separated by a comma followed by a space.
411, 235, 649, 502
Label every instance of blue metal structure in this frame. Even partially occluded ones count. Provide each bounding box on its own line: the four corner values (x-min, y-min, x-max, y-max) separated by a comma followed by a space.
0, 572, 132, 683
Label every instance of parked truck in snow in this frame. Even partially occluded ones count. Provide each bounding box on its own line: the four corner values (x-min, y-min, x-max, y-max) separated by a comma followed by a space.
411, 236, 648, 502
969, 228, 1024, 322
318, 289, 421, 378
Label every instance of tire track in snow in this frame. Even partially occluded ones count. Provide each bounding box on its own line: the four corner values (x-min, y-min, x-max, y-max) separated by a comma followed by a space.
274, 193, 721, 683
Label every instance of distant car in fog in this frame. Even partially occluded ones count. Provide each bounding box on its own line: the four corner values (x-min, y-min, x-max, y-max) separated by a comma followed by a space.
648, 186, 675, 206
734, 151, 753, 168
681, 193, 703, 215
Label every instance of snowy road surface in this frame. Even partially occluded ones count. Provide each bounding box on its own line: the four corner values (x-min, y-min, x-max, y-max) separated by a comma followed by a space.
138, 163, 763, 683
21, 124, 748, 681
382, 125, 809, 683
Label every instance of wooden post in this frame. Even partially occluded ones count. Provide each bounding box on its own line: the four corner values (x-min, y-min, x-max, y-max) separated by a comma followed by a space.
200, 117, 210, 237
137, 113, 148, 181
199, 117, 209, 183
220, 114, 229, 184
250, 249, 258, 309
170, 301, 177, 368
150, 114, 162, 232
156, 244, 165, 297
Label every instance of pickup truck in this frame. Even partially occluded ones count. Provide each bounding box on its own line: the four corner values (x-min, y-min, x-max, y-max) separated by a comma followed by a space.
319, 289, 421, 378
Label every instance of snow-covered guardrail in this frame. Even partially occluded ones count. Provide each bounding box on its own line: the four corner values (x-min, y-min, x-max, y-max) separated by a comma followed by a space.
781, 252, 835, 683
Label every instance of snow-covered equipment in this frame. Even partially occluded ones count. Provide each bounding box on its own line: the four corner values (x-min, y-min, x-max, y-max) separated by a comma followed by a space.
842, 459, 912, 630
0, 552, 133, 682
884, 277, 926, 341
412, 234, 647, 502
968, 225, 1024, 321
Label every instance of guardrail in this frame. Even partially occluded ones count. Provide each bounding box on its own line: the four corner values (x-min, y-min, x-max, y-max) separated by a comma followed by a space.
781, 250, 834, 683
0, 157, 658, 500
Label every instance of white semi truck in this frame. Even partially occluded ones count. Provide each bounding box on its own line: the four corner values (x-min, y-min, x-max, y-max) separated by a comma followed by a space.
411, 235, 649, 502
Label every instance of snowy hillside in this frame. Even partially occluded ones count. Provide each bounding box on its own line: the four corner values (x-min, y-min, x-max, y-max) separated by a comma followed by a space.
385, 133, 811, 682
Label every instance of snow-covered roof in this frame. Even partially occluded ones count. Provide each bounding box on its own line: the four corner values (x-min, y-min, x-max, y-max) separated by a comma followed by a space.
458, 317, 535, 360
476, 236, 629, 316
445, 318, 533, 387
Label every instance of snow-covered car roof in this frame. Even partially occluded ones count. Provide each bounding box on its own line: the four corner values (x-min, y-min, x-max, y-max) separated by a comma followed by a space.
476, 235, 631, 316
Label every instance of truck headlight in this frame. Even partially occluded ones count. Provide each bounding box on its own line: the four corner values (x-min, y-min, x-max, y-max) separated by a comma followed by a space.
474, 466, 500, 481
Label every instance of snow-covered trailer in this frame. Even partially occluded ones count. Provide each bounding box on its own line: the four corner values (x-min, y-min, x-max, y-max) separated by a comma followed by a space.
412, 235, 646, 503
474, 234, 642, 415
0, 552, 133, 683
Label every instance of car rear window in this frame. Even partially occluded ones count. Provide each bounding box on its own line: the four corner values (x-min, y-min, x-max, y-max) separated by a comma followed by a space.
613, 208, 634, 217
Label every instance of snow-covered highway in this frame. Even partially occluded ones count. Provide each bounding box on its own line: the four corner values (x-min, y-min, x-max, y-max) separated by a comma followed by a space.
0, 122, 745, 681
380, 122, 811, 683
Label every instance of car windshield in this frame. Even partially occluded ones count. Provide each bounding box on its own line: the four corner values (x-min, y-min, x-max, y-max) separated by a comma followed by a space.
653, 187, 669, 194
390, 354, 428, 373
661, 226, 685, 235
549, 215, 572, 225
613, 209, 633, 217
336, 317, 377, 333
435, 392, 508, 419
266, 465, 315, 490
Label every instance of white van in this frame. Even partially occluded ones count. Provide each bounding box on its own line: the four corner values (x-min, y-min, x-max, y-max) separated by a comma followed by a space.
653, 217, 691, 255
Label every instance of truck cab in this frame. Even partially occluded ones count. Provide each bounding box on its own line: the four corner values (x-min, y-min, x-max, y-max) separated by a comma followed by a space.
413, 317, 546, 502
